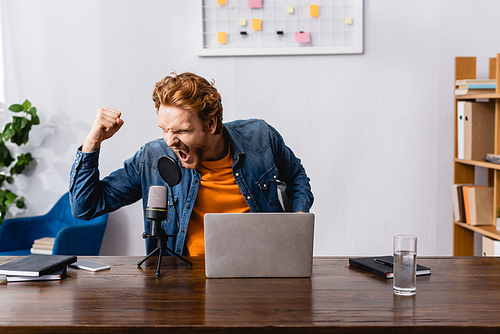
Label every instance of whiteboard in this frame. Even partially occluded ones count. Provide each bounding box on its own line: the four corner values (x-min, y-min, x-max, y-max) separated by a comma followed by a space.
196, 0, 363, 56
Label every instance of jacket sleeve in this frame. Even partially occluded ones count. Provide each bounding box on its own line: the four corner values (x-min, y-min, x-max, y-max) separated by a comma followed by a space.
69, 147, 143, 220
268, 124, 314, 212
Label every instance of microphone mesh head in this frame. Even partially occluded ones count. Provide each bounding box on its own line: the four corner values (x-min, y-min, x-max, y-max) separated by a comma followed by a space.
147, 185, 167, 209
158, 155, 182, 187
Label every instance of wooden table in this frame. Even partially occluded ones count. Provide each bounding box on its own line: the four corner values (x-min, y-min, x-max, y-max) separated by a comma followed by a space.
1, 256, 500, 333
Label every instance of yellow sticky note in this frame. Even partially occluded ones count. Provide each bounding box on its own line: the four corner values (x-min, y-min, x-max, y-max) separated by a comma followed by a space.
239, 18, 247, 26
345, 17, 353, 25
252, 18, 261, 31
217, 31, 226, 44
310, 4, 319, 17
217, 0, 226, 4
286, 5, 294, 14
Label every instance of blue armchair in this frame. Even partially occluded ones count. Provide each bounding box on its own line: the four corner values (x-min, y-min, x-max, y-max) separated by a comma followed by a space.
0, 192, 108, 256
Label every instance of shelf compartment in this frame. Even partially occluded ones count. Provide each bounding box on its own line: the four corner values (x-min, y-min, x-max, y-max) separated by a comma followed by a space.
455, 158, 500, 170
454, 221, 500, 242
455, 93, 500, 100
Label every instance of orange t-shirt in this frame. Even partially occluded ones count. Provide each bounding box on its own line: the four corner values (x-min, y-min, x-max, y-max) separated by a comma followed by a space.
185, 149, 250, 256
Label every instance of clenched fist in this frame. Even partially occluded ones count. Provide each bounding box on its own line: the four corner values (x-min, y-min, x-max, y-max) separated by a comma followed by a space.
82, 107, 124, 153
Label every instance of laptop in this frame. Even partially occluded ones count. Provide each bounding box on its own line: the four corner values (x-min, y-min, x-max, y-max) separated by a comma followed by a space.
204, 213, 315, 278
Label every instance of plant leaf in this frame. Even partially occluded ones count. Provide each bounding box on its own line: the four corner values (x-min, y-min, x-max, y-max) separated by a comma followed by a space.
0, 189, 17, 214
2, 124, 14, 141
10, 153, 33, 175
27, 106, 37, 117
10, 117, 31, 146
0, 141, 14, 167
8, 104, 23, 113
31, 115, 40, 125
22, 100, 31, 111
28, 107, 40, 125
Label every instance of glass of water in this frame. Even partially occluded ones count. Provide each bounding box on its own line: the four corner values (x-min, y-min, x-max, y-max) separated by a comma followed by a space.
393, 235, 417, 296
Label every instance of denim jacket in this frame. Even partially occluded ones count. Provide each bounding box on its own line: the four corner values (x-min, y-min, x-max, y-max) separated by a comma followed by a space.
69, 119, 313, 255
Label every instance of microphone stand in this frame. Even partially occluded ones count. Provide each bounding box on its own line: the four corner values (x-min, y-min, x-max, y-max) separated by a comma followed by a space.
137, 188, 192, 277
137, 221, 192, 276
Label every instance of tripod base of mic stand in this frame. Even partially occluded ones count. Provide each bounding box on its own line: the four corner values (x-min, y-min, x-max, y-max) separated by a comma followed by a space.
138, 218, 192, 276
137, 244, 192, 277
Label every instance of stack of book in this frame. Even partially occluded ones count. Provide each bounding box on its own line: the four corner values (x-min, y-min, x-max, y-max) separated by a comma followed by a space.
452, 184, 494, 226
30, 237, 55, 255
0, 254, 77, 282
484, 153, 500, 164
455, 79, 496, 96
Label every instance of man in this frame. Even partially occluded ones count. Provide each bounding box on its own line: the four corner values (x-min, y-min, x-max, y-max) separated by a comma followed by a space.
70, 72, 313, 256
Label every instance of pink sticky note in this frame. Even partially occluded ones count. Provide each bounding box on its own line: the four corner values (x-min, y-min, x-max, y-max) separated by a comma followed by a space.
248, 0, 263, 8
295, 31, 311, 43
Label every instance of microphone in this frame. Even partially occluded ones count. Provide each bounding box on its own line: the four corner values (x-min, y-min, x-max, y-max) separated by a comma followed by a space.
137, 154, 192, 274
144, 155, 182, 236
145, 185, 167, 237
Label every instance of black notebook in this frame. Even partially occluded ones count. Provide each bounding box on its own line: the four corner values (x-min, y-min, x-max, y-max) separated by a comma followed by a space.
6, 267, 67, 282
0, 254, 77, 277
349, 255, 431, 279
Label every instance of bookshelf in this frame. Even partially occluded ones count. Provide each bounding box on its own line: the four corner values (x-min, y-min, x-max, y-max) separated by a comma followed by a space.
453, 54, 500, 256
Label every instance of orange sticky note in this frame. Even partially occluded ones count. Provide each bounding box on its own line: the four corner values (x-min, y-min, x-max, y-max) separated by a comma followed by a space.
217, 0, 226, 5
217, 31, 227, 44
310, 4, 319, 17
295, 31, 310, 43
252, 18, 262, 31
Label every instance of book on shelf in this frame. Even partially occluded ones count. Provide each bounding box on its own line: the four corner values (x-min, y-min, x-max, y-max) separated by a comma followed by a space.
466, 186, 494, 226
348, 256, 431, 279
6, 266, 67, 282
463, 101, 494, 160
484, 153, 500, 164
30, 237, 55, 255
452, 183, 474, 222
455, 88, 495, 96
455, 79, 496, 95
0, 254, 77, 277
456, 79, 496, 86
462, 185, 485, 225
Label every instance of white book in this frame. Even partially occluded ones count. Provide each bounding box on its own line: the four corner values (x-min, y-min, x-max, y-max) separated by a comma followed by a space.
457, 101, 465, 160
30, 248, 53, 255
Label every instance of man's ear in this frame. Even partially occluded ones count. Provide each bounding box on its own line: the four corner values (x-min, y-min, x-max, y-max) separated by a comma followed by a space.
207, 116, 218, 134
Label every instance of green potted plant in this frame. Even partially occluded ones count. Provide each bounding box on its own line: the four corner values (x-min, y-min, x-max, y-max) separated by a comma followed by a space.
0, 99, 39, 224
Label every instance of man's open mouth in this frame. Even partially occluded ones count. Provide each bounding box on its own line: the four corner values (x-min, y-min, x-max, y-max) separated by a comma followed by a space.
173, 148, 190, 162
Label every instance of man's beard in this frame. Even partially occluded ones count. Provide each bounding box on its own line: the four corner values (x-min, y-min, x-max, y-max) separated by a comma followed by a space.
178, 132, 209, 170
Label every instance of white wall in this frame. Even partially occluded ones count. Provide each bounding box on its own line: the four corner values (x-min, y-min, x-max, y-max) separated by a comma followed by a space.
2, 0, 499, 256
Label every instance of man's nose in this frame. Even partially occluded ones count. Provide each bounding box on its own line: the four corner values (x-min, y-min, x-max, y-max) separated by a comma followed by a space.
165, 132, 179, 147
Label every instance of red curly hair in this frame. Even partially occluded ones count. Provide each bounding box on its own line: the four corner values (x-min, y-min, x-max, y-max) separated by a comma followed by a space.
152, 72, 223, 134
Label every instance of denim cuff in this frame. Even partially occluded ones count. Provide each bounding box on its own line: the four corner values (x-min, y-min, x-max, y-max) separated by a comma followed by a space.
76, 146, 100, 168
